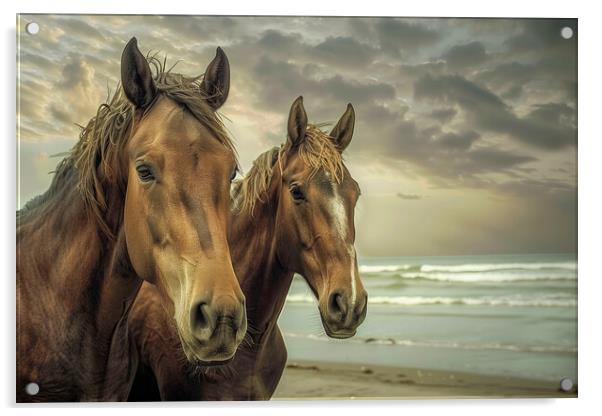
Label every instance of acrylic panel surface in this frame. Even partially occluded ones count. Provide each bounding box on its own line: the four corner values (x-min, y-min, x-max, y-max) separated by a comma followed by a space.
17, 15, 577, 402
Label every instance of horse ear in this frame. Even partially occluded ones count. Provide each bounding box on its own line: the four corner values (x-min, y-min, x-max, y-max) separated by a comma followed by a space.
121, 37, 156, 108
200, 47, 230, 110
329, 103, 355, 152
287, 96, 308, 149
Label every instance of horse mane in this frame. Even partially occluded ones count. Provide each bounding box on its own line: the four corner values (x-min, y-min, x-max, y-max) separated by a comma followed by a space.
232, 124, 344, 216
18, 55, 236, 239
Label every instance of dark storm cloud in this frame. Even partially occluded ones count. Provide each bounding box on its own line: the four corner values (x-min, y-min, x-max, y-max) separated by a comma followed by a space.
376, 19, 441, 56
415, 74, 505, 110
437, 131, 480, 151
155, 15, 240, 41
467, 147, 536, 170
428, 108, 457, 123
478, 62, 534, 86
503, 20, 577, 92
362, 102, 408, 125
53, 17, 107, 41
400, 59, 446, 72
258, 30, 303, 52
251, 57, 396, 111
48, 104, 74, 125
314, 36, 379, 67
58, 55, 94, 88
20, 51, 54, 69
443, 41, 489, 70
351, 112, 538, 187
528, 103, 576, 125
475, 62, 534, 100
414, 74, 576, 149
504, 19, 576, 56
256, 30, 378, 69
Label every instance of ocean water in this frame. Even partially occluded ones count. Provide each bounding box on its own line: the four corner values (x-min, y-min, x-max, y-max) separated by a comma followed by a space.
278, 253, 577, 383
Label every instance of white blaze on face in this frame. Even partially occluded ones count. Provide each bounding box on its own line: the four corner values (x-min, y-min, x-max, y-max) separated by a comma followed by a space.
348, 245, 357, 305
171, 260, 194, 334
326, 172, 358, 306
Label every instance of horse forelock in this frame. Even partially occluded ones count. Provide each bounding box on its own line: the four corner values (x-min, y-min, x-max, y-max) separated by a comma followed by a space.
232, 124, 344, 217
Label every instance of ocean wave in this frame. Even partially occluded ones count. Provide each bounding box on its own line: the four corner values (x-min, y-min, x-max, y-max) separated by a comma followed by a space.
286, 294, 576, 308
395, 271, 575, 283
420, 262, 577, 273
286, 294, 318, 303
360, 264, 420, 273
283, 332, 577, 354
359, 261, 576, 275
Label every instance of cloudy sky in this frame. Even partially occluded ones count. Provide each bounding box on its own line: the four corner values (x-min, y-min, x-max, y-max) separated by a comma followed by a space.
17, 15, 577, 257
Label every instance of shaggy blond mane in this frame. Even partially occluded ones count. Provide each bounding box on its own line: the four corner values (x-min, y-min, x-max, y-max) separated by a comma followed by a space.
232, 124, 344, 216
21, 55, 236, 239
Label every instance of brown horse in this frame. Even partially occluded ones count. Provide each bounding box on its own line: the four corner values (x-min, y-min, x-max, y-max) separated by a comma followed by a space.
16, 38, 246, 402
128, 96, 368, 401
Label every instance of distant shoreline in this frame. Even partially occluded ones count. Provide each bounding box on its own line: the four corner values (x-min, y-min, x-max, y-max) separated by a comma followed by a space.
273, 360, 577, 400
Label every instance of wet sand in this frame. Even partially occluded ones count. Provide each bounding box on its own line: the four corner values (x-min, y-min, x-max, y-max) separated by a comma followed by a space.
273, 360, 577, 400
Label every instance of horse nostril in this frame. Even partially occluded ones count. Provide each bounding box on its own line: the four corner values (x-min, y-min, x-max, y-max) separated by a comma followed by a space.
236, 302, 246, 329
192, 302, 210, 330
328, 292, 347, 318
355, 295, 368, 319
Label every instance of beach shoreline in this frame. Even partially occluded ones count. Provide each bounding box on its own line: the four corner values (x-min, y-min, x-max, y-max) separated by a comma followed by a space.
273, 360, 577, 400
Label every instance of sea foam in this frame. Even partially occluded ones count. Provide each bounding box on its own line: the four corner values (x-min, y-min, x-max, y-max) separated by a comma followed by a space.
285, 294, 576, 308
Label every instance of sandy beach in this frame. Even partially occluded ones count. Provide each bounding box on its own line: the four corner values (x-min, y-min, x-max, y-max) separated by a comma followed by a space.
273, 360, 576, 400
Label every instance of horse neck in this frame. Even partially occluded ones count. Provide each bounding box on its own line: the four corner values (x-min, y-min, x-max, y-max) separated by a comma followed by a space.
18, 162, 141, 349
229, 176, 294, 338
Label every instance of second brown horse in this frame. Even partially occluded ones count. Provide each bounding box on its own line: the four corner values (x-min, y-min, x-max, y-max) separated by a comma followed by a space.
128, 96, 368, 400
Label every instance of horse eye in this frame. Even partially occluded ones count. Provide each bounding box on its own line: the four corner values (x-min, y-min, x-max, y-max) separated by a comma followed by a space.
230, 168, 237, 182
136, 164, 154, 182
290, 185, 305, 202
